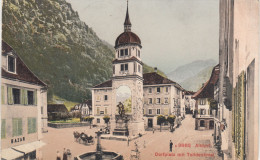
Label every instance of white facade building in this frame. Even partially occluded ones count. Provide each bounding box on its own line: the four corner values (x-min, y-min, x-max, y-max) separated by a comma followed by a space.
1, 41, 47, 160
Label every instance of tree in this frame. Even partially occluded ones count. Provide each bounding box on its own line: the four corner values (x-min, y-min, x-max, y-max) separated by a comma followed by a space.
157, 115, 166, 132
103, 116, 110, 128
167, 115, 176, 132
85, 116, 94, 128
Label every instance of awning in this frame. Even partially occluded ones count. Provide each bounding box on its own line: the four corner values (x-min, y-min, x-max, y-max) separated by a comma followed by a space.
1, 148, 24, 160
12, 141, 46, 154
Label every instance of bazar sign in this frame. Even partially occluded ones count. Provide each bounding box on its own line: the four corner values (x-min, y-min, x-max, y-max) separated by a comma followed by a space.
11, 137, 25, 144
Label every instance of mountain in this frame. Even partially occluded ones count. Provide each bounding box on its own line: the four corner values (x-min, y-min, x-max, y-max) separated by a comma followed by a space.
166, 59, 217, 91
180, 66, 214, 91
2, 0, 165, 103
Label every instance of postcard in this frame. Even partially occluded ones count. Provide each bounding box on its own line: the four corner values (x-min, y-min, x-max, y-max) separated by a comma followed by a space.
1, 0, 259, 160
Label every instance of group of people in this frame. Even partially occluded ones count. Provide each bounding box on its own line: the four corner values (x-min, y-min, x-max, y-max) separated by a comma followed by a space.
56, 148, 71, 160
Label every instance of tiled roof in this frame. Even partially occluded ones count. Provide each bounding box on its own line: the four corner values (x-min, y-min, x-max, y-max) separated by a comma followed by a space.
192, 64, 219, 99
143, 72, 176, 85
92, 72, 183, 89
1, 41, 47, 87
47, 104, 68, 113
115, 32, 141, 48
93, 80, 112, 88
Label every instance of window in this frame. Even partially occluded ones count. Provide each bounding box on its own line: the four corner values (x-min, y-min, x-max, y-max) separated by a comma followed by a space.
12, 118, 22, 137
148, 109, 152, 115
120, 50, 124, 57
8, 56, 15, 73
28, 91, 34, 105
97, 107, 100, 115
138, 65, 140, 72
97, 118, 100, 123
166, 87, 169, 93
28, 118, 37, 134
104, 95, 108, 101
105, 108, 108, 114
199, 99, 206, 105
1, 119, 6, 139
149, 98, 152, 104
13, 88, 20, 104
113, 65, 115, 74
148, 88, 152, 93
120, 64, 128, 71
156, 98, 161, 104
200, 109, 206, 115
157, 87, 161, 93
120, 49, 129, 57
41, 106, 43, 114
157, 109, 160, 115
134, 62, 136, 72
138, 50, 140, 58
165, 98, 169, 104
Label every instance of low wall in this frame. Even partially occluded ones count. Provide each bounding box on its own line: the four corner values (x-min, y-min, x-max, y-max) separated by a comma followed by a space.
48, 122, 90, 128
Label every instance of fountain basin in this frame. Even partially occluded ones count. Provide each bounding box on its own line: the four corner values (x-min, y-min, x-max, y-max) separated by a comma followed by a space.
75, 150, 123, 160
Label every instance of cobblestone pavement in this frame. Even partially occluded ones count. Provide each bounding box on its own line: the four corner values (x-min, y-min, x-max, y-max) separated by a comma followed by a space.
41, 115, 222, 160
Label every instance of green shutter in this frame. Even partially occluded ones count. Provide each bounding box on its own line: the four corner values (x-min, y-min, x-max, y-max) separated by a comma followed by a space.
33, 90, 37, 105
1, 119, 6, 139
7, 87, 13, 105
28, 118, 37, 134
24, 90, 28, 105
21, 89, 25, 105
13, 118, 22, 137
1, 86, 5, 104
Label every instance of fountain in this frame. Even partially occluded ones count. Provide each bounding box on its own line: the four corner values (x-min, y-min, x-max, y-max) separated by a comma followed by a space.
75, 131, 123, 160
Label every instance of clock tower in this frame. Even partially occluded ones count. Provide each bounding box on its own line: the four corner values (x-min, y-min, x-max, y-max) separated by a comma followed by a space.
111, 1, 145, 137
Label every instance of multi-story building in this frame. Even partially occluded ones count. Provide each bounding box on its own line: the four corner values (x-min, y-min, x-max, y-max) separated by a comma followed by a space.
1, 41, 47, 159
143, 72, 184, 129
192, 64, 219, 130
183, 90, 196, 114
216, 1, 259, 159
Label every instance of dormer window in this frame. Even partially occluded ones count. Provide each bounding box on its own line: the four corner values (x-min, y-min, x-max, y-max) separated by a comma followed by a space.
8, 55, 16, 73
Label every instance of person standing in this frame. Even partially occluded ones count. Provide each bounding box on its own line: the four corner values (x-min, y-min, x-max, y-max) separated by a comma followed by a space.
63, 148, 68, 160
56, 151, 61, 160
169, 140, 173, 152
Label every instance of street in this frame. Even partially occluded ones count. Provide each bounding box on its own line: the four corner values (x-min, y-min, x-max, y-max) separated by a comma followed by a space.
41, 115, 222, 160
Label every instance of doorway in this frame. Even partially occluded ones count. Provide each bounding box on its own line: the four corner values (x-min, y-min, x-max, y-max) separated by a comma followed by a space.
148, 119, 153, 128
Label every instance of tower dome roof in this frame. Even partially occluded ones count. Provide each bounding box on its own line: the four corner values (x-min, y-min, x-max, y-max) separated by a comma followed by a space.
115, 32, 141, 48
115, 1, 141, 48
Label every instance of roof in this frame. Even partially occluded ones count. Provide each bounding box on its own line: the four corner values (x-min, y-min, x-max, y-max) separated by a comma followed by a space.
1, 41, 47, 87
192, 64, 220, 99
115, 31, 141, 48
184, 90, 196, 95
93, 80, 112, 88
124, 2, 131, 26
143, 72, 176, 86
47, 104, 68, 113
112, 56, 143, 65
71, 100, 92, 111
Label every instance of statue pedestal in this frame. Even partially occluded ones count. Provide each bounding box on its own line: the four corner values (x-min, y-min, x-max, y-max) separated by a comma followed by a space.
112, 116, 129, 136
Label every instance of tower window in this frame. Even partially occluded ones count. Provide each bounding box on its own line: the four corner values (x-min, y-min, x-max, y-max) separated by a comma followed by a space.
120, 64, 128, 71
8, 56, 16, 73
120, 49, 129, 57
138, 50, 140, 57
125, 49, 128, 56
120, 50, 124, 57
138, 65, 140, 72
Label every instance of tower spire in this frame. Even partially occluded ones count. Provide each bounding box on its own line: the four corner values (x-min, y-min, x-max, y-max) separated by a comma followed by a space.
124, 0, 131, 32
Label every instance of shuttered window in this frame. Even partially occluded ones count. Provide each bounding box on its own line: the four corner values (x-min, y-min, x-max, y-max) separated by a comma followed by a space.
1, 119, 6, 139
28, 117, 37, 134
1, 86, 5, 104
13, 118, 22, 137
7, 87, 13, 104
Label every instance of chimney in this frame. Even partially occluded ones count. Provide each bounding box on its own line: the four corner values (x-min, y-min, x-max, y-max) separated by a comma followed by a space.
154, 67, 157, 73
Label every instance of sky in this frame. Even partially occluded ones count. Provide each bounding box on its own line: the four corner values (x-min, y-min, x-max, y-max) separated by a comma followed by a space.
66, 0, 219, 73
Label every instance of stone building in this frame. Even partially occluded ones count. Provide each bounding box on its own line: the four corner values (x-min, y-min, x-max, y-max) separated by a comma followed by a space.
91, 2, 185, 135
70, 100, 92, 117
216, 0, 259, 159
1, 41, 47, 159
192, 65, 219, 131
